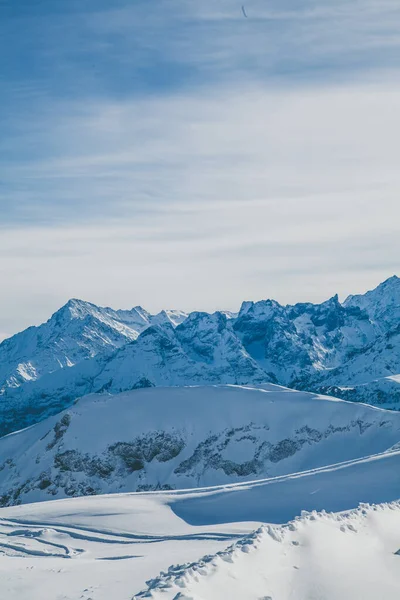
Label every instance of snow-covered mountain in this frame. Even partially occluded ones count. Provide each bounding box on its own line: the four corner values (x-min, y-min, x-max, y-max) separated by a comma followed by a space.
0, 315, 268, 436
233, 294, 377, 384
0, 299, 187, 394
0, 276, 399, 437
344, 274, 400, 332
303, 327, 400, 407
0, 299, 145, 391
0, 384, 399, 507
298, 277, 400, 406
95, 312, 267, 393
233, 276, 400, 407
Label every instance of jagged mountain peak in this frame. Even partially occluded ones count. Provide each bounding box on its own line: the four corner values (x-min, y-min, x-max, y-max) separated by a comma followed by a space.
375, 274, 399, 287
343, 274, 400, 330
238, 298, 282, 319
344, 274, 400, 305
52, 298, 105, 324
136, 321, 176, 341
151, 309, 188, 328
0, 299, 154, 394
289, 293, 342, 316
55, 299, 151, 326
381, 274, 399, 285
323, 292, 340, 305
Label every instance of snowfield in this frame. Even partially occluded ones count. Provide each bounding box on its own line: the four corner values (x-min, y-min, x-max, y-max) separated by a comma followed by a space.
0, 484, 400, 599
0, 492, 253, 600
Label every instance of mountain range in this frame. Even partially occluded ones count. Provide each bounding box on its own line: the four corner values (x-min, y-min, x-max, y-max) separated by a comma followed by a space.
0, 275, 399, 437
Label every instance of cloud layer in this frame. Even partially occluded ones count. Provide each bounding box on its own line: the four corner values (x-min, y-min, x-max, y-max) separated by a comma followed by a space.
1, 1, 400, 336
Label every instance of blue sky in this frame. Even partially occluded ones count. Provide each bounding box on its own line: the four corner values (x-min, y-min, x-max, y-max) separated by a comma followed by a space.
1, 0, 400, 337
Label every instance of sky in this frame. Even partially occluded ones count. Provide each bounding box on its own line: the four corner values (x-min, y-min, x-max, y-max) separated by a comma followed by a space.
1, 0, 400, 339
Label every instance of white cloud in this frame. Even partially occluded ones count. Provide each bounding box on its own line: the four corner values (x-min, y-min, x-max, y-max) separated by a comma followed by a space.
1, 80, 400, 337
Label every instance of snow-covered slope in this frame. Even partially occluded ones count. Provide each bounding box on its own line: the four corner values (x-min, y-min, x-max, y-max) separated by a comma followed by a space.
138, 501, 400, 600
0, 491, 254, 600
1, 384, 399, 507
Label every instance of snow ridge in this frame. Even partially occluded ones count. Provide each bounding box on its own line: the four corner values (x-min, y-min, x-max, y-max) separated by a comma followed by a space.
134, 500, 400, 599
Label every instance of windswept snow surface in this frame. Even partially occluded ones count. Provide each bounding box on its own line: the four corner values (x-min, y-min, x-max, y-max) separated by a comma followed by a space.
0, 492, 254, 600
1, 384, 400, 506
1, 463, 400, 599
136, 501, 400, 600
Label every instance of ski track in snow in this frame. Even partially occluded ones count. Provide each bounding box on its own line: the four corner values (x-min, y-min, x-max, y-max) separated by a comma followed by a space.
0, 506, 250, 600
1, 495, 400, 599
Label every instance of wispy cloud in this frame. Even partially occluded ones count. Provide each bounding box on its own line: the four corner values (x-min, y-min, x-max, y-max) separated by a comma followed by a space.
1, 80, 400, 336
1, 1, 400, 336
2, 80, 400, 221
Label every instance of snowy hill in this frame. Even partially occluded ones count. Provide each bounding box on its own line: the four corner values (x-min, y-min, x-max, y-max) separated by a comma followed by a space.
0, 384, 399, 507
